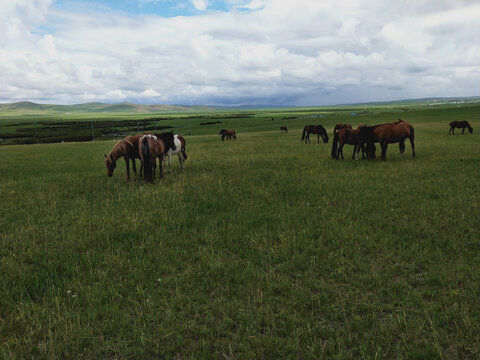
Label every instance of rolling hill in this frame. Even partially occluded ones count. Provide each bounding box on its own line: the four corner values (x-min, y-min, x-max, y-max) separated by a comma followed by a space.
0, 101, 216, 116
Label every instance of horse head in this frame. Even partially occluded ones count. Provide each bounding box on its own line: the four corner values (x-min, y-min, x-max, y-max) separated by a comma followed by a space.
104, 154, 116, 177
219, 129, 225, 136
168, 132, 177, 152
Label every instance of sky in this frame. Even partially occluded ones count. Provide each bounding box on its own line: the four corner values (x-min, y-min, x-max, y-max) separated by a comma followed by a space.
0, 0, 479, 107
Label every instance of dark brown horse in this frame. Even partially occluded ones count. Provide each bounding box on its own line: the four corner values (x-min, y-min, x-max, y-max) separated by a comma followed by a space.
104, 134, 142, 179
219, 129, 236, 141
138, 134, 167, 182
301, 125, 328, 144
449, 121, 473, 134
331, 126, 365, 160
280, 126, 288, 133
358, 119, 415, 161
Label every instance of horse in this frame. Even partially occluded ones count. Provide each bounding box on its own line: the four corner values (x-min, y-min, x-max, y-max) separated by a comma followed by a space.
331, 126, 366, 160
449, 121, 473, 134
156, 133, 187, 171
280, 126, 288, 133
219, 129, 236, 141
333, 123, 352, 133
104, 134, 142, 179
301, 125, 329, 144
358, 119, 415, 161
138, 134, 167, 182
153, 132, 179, 171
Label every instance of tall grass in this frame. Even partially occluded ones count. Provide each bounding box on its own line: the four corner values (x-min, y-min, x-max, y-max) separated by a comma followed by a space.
0, 107, 479, 359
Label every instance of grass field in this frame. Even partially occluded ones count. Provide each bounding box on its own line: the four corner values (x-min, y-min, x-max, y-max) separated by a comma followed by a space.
1, 104, 479, 359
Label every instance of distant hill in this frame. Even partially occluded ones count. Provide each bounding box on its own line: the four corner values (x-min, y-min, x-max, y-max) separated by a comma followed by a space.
0, 101, 216, 115
0, 97, 479, 116
345, 96, 480, 106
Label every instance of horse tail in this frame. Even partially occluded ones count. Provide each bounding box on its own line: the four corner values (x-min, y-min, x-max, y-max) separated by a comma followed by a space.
331, 131, 339, 159
233, 130, 236, 139
301, 126, 307, 140
142, 137, 153, 181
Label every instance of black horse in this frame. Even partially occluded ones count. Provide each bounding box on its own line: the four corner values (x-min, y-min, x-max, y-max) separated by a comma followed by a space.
301, 125, 329, 144
280, 126, 288, 133
449, 121, 473, 135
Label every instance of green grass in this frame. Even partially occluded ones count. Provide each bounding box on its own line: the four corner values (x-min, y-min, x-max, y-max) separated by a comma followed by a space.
1, 104, 479, 359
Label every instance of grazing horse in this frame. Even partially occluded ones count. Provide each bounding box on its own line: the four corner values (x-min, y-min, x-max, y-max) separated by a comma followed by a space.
301, 125, 329, 144
138, 134, 166, 182
358, 119, 415, 161
160, 134, 187, 171
219, 129, 236, 141
449, 121, 473, 135
331, 126, 365, 160
104, 134, 142, 179
280, 126, 288, 133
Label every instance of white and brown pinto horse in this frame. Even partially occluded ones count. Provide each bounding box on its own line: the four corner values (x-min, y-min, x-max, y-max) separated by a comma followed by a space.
164, 134, 187, 171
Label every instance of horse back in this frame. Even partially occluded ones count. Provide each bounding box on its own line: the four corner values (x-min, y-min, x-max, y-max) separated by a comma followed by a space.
374, 123, 411, 142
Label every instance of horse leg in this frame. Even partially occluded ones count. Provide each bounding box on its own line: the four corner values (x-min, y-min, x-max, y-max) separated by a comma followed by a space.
462, 127, 465, 134
399, 141, 405, 158
410, 136, 415, 158
131, 157, 138, 178
124, 156, 130, 180
380, 142, 388, 161
338, 144, 344, 160
178, 153, 184, 170
352, 145, 357, 160
159, 157, 163, 178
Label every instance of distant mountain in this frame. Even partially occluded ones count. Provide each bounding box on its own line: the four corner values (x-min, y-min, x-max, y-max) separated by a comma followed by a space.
344, 96, 480, 106
0, 101, 217, 115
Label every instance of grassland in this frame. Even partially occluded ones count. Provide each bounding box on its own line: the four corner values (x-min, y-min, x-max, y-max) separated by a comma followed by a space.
0, 103, 479, 359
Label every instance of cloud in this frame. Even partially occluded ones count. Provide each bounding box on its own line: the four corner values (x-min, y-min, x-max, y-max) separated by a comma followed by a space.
191, 0, 208, 11
0, 0, 479, 106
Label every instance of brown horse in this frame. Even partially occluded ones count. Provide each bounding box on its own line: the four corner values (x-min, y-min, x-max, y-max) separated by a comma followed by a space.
138, 134, 166, 182
449, 121, 473, 134
301, 125, 329, 143
333, 123, 352, 133
104, 134, 142, 179
358, 119, 415, 161
219, 129, 236, 141
280, 126, 288, 133
331, 126, 365, 160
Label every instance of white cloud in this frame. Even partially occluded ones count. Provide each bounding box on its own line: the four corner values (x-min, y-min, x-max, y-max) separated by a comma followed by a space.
191, 0, 208, 11
0, 0, 479, 105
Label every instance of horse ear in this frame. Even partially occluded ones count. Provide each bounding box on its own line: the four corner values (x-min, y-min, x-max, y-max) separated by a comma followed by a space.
104, 154, 107, 158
